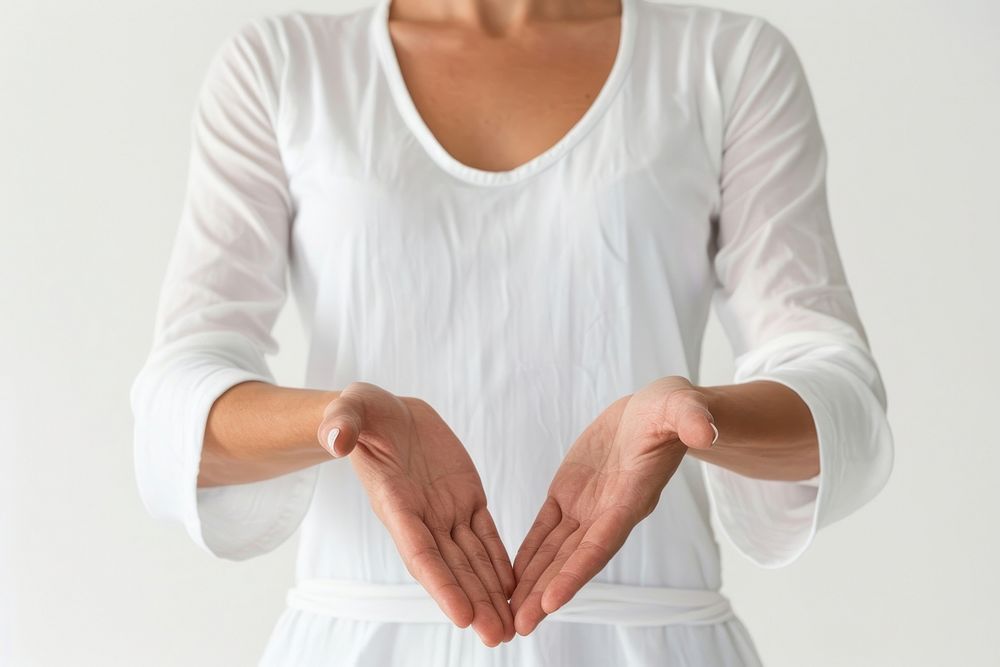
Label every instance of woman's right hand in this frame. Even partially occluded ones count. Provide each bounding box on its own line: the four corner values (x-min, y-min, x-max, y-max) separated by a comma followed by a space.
316, 381, 515, 646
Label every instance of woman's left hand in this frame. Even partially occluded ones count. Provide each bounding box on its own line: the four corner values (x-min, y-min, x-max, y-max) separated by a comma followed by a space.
509, 376, 718, 635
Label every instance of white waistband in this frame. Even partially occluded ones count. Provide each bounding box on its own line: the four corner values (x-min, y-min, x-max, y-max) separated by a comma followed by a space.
286, 579, 734, 627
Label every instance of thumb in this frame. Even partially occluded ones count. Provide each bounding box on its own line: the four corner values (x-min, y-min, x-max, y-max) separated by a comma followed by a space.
317, 394, 365, 458
673, 397, 717, 451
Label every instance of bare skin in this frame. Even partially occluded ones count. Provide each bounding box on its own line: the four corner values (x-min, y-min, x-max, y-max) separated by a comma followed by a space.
384, 0, 623, 172
320, 382, 516, 645
200, 380, 517, 646
196, 0, 820, 646
508, 376, 818, 635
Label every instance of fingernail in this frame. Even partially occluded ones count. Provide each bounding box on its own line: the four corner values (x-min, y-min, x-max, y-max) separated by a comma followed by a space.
709, 422, 719, 446
327, 427, 341, 456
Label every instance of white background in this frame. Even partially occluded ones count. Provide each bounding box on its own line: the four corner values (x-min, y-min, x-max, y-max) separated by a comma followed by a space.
2, 0, 998, 664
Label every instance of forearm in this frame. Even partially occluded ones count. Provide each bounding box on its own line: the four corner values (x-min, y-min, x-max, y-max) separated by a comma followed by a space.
689, 380, 819, 482
197, 380, 340, 487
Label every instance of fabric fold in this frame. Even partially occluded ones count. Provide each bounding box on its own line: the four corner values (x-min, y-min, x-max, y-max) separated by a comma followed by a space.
702, 331, 894, 568
702, 18, 895, 568
129, 16, 318, 560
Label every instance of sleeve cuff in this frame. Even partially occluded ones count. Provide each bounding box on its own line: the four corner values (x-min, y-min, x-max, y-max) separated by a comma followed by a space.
702, 331, 894, 568
701, 375, 825, 569
130, 352, 319, 560
197, 463, 319, 560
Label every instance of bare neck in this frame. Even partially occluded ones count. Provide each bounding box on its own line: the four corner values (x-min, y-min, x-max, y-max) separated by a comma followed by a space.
386, 0, 622, 36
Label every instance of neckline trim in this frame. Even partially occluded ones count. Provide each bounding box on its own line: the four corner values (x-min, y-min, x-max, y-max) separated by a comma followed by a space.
369, 0, 638, 187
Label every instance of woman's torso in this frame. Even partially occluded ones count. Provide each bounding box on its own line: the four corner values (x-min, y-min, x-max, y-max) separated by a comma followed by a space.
260, 0, 765, 663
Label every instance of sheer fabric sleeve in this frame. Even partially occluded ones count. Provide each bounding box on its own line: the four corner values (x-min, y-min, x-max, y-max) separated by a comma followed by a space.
703, 18, 894, 568
129, 16, 318, 561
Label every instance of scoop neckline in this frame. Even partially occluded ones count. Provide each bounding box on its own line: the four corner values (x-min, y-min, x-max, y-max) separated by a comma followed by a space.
369, 0, 638, 187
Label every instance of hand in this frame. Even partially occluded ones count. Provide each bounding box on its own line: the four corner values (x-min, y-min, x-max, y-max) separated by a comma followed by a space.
510, 376, 718, 635
316, 382, 516, 646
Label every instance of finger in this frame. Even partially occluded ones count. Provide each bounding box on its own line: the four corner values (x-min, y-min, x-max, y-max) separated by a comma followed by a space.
471, 508, 516, 599
666, 392, 716, 450
512, 497, 562, 582
433, 528, 505, 647
453, 523, 515, 643
541, 507, 632, 614
513, 528, 584, 636
510, 513, 579, 615
316, 393, 367, 457
385, 511, 474, 628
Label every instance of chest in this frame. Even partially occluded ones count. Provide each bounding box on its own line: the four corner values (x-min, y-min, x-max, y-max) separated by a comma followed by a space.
283, 9, 724, 311
384, 17, 621, 172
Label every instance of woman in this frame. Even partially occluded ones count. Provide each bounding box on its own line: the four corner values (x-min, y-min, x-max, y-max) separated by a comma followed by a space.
130, 0, 894, 663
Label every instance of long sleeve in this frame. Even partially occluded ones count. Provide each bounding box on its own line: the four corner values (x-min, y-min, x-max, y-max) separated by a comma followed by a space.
129, 16, 318, 561
702, 18, 894, 568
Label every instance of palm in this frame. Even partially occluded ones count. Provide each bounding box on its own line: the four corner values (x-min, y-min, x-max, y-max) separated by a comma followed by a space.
320, 382, 515, 646
510, 378, 716, 635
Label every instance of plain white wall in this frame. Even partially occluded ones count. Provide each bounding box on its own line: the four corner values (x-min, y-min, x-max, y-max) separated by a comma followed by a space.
2, 0, 998, 664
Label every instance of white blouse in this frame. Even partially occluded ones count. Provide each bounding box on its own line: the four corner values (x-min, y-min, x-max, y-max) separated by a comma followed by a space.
129, 0, 894, 664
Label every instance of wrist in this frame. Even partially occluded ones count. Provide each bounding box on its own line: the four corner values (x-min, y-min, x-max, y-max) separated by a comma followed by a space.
302, 388, 344, 459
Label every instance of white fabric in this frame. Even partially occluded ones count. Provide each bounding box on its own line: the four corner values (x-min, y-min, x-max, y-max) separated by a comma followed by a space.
129, 0, 895, 663
286, 580, 733, 626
